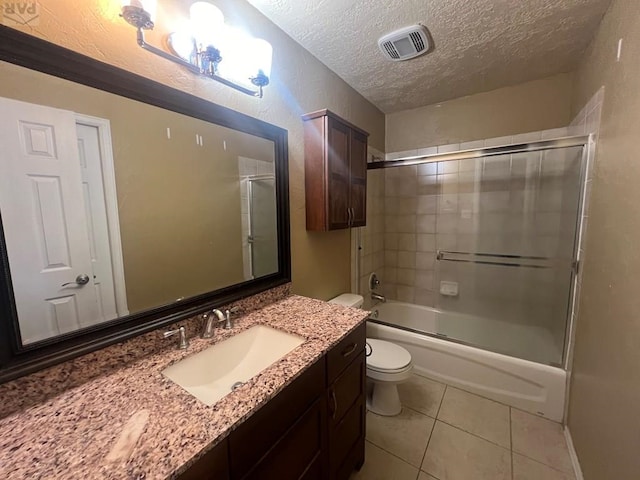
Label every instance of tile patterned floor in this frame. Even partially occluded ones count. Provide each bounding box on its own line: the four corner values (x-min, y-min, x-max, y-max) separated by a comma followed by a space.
352, 373, 576, 480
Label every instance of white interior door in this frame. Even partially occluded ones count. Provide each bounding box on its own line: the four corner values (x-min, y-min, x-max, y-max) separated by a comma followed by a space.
76, 123, 120, 322
0, 97, 99, 344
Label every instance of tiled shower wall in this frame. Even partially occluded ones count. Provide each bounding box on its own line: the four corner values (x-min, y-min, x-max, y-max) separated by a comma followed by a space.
354, 129, 589, 351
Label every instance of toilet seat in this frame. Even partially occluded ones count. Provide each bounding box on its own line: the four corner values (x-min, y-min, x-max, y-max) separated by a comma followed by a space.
366, 338, 412, 372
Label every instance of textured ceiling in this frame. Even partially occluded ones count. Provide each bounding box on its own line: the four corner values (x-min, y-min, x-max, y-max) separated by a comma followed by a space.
246, 0, 611, 113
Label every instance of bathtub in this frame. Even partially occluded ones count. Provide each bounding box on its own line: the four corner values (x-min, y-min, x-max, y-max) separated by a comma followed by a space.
367, 301, 566, 422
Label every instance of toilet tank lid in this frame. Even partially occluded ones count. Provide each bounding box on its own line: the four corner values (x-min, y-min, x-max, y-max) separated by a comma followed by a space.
328, 293, 364, 308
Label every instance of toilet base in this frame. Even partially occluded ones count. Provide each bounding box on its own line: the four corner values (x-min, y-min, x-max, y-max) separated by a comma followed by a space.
367, 381, 402, 416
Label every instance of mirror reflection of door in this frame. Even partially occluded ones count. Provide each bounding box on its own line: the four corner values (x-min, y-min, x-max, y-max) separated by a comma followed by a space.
0, 97, 126, 344
238, 157, 278, 280
249, 177, 278, 278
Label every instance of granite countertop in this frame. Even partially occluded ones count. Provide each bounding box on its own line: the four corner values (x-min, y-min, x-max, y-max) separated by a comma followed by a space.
0, 295, 369, 480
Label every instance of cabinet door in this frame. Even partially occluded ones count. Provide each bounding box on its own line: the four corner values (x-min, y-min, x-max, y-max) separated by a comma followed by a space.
327, 117, 350, 230
229, 360, 325, 479
176, 438, 229, 480
241, 398, 327, 480
349, 129, 368, 227
328, 353, 366, 476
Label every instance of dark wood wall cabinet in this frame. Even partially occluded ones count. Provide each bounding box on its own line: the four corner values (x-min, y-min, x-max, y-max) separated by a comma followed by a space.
177, 323, 367, 480
303, 110, 369, 231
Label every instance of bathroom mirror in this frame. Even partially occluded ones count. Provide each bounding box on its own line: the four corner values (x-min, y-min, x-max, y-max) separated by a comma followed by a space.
0, 27, 290, 381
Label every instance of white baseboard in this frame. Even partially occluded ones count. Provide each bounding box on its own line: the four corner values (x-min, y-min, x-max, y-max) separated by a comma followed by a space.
564, 426, 584, 480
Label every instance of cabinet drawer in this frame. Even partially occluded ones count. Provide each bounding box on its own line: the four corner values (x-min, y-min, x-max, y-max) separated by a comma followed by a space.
328, 352, 365, 426
329, 398, 365, 475
326, 322, 366, 383
242, 398, 326, 480
230, 359, 325, 479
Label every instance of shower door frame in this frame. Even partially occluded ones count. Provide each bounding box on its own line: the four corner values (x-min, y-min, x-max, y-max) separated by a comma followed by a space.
367, 135, 593, 368
246, 174, 277, 280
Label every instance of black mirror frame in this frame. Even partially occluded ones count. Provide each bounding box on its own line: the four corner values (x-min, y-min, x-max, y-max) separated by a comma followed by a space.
0, 26, 291, 383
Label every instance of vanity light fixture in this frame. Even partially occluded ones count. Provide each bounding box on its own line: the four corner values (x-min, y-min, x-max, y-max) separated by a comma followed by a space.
120, 0, 272, 98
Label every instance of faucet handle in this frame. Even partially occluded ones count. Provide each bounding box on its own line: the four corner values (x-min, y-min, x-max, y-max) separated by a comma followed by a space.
224, 309, 233, 329
163, 326, 189, 349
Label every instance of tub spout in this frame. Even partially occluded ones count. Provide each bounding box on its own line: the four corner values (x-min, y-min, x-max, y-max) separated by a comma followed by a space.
371, 293, 386, 303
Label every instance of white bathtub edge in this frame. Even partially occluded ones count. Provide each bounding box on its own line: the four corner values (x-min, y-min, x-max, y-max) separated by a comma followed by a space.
368, 321, 567, 422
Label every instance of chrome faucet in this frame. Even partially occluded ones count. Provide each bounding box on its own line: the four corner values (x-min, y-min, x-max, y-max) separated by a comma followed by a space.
201, 309, 226, 338
371, 292, 386, 303
163, 325, 189, 349
201, 307, 242, 337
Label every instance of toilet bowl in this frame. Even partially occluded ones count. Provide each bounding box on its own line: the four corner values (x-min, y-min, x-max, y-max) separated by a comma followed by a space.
329, 293, 414, 417
365, 338, 413, 416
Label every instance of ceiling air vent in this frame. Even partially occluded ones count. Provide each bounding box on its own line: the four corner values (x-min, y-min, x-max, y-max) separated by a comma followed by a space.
378, 25, 431, 62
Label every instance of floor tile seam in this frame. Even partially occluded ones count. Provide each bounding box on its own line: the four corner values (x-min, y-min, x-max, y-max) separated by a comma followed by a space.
411, 371, 446, 390
419, 467, 443, 480
434, 384, 447, 418
419, 408, 439, 473
402, 404, 437, 421
434, 418, 512, 451
510, 407, 514, 480
364, 439, 423, 470
511, 449, 576, 476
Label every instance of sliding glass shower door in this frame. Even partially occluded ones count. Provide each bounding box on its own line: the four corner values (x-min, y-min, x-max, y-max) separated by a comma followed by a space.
432, 146, 584, 365
247, 176, 278, 278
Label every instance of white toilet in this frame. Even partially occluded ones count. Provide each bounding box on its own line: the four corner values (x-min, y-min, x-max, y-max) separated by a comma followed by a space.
329, 293, 414, 416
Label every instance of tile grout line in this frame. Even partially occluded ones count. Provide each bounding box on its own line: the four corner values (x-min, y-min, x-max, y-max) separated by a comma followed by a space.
511, 450, 577, 477
510, 407, 514, 480
432, 415, 511, 451
418, 384, 447, 479
363, 439, 422, 472
367, 404, 438, 472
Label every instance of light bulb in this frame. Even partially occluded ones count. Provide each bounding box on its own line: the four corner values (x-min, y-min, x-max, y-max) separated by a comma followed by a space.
190, 2, 224, 49
250, 38, 272, 79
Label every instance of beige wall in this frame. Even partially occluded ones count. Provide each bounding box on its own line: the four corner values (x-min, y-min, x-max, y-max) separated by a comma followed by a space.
6, 0, 385, 301
386, 73, 574, 153
567, 1, 640, 479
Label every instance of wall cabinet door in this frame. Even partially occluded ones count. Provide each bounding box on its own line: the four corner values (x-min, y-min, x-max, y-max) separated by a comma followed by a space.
327, 117, 351, 230
303, 110, 369, 231
349, 130, 368, 228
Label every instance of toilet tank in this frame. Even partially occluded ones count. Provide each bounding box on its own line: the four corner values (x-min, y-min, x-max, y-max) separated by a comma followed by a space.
328, 293, 364, 308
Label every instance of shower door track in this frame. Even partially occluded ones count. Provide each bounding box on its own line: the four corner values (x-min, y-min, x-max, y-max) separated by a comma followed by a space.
367, 135, 590, 169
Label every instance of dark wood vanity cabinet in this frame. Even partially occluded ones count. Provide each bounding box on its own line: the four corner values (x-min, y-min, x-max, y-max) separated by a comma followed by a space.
177, 438, 230, 480
303, 110, 369, 231
326, 325, 367, 480
177, 323, 366, 480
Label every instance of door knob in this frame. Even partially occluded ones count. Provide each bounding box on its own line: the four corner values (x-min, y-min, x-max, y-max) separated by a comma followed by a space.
61, 274, 90, 287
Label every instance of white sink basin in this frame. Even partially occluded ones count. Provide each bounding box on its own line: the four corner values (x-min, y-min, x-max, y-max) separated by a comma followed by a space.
162, 325, 305, 406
